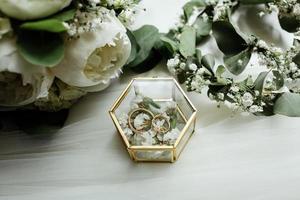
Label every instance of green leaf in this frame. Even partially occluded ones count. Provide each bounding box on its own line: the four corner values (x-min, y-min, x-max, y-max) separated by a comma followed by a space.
183, 0, 206, 19
129, 50, 162, 73
179, 26, 196, 58
17, 31, 64, 67
21, 19, 67, 32
292, 52, 300, 66
224, 48, 252, 75
212, 20, 248, 56
193, 16, 212, 43
254, 71, 269, 94
177, 71, 186, 84
272, 70, 284, 89
216, 65, 226, 78
238, 76, 254, 92
144, 97, 161, 109
239, 0, 274, 4
126, 25, 160, 68
52, 9, 76, 21
170, 115, 177, 129
196, 49, 202, 63
274, 93, 300, 117
160, 35, 178, 55
215, 65, 229, 85
278, 16, 300, 33
201, 54, 215, 70
126, 29, 140, 64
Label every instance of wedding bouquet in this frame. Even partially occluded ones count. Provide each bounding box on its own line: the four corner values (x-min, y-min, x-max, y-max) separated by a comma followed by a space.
0, 0, 140, 111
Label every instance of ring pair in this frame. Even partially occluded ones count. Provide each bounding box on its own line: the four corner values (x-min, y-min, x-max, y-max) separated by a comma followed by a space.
128, 108, 171, 134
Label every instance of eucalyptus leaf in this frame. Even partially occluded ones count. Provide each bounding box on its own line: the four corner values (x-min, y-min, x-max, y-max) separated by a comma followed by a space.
144, 97, 161, 109
278, 16, 300, 33
238, 76, 254, 92
292, 52, 300, 66
183, 0, 206, 19
193, 16, 212, 43
224, 48, 252, 75
129, 50, 162, 73
239, 0, 274, 4
177, 71, 186, 84
21, 19, 67, 32
126, 29, 140, 64
272, 70, 284, 89
201, 54, 215, 70
17, 31, 64, 67
179, 26, 196, 58
254, 71, 269, 94
274, 93, 300, 117
170, 115, 177, 129
160, 35, 179, 55
196, 49, 202, 63
126, 25, 160, 69
216, 65, 226, 79
215, 65, 229, 85
212, 20, 248, 56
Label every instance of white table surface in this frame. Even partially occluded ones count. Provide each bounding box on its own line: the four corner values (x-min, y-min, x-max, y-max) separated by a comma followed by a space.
1, 1, 300, 199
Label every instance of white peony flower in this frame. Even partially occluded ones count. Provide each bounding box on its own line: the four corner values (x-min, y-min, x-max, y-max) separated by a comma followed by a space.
0, 18, 11, 39
0, 0, 72, 20
52, 8, 131, 92
0, 37, 54, 106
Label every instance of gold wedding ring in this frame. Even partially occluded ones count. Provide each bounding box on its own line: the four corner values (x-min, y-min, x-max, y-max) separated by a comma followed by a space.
128, 108, 154, 134
152, 114, 171, 134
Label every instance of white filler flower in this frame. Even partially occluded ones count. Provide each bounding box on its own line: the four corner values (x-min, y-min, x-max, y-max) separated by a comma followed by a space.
0, 37, 54, 106
52, 8, 131, 92
0, 0, 72, 20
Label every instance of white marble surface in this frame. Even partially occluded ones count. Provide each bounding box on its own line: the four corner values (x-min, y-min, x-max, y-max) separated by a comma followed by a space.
1, 1, 300, 199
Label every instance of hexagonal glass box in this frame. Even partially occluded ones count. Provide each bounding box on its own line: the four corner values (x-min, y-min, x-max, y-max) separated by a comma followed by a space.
109, 77, 197, 162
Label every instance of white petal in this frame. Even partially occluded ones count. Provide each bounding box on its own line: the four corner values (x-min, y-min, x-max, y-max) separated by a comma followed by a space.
0, 0, 72, 20
52, 8, 131, 90
0, 37, 54, 106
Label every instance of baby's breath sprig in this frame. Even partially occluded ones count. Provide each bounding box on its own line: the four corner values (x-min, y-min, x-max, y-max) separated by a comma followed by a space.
165, 0, 300, 116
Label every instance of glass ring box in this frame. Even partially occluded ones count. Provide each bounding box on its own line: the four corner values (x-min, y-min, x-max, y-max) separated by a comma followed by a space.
109, 77, 197, 162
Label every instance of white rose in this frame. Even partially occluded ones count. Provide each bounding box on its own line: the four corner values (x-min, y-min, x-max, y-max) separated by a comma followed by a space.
52, 8, 131, 92
0, 37, 54, 106
0, 0, 72, 20
0, 18, 11, 39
